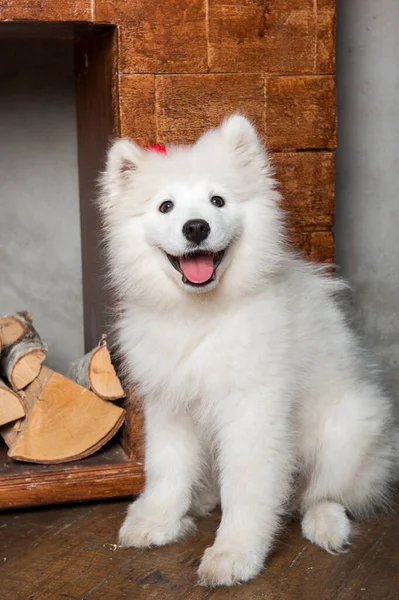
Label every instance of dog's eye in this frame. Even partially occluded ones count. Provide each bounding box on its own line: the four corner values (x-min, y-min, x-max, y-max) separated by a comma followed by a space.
210, 195, 225, 208
159, 200, 174, 214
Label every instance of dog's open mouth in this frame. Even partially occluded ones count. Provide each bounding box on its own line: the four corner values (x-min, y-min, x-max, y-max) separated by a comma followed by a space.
166, 249, 226, 287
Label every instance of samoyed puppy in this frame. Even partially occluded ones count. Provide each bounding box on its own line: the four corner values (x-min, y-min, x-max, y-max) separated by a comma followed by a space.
100, 115, 397, 586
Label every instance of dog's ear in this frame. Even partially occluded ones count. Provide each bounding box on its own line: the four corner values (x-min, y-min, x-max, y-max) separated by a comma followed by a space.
99, 139, 144, 215
220, 114, 260, 152
218, 114, 270, 171
106, 139, 144, 184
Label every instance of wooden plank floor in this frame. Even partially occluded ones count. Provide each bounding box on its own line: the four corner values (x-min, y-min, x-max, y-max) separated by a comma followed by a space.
1, 499, 397, 600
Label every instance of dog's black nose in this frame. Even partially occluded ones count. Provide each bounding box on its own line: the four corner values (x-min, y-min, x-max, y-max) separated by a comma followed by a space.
182, 219, 210, 245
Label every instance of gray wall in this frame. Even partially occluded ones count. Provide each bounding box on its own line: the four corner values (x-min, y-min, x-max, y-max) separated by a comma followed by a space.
0, 38, 84, 374
335, 0, 399, 378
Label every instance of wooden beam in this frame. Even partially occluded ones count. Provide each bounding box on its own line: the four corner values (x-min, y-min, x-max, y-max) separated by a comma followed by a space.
75, 26, 118, 351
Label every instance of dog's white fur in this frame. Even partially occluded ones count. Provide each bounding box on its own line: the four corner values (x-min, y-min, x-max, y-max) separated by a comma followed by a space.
100, 115, 398, 586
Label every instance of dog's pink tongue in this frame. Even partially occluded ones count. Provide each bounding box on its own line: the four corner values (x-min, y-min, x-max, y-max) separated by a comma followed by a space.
179, 255, 214, 284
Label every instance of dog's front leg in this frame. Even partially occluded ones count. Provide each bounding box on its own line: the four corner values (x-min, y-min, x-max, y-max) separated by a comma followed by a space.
119, 402, 200, 548
198, 388, 293, 586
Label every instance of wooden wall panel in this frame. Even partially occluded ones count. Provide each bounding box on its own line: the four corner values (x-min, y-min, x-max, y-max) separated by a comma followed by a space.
155, 74, 265, 144
0, 0, 92, 21
290, 231, 335, 263
316, 0, 336, 74
119, 75, 156, 145
208, 1, 266, 73
263, 0, 315, 74
273, 152, 334, 231
266, 76, 337, 151
208, 0, 336, 75
95, 0, 207, 74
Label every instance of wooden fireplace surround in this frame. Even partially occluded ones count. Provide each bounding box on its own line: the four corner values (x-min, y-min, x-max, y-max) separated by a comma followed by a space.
0, 1, 336, 508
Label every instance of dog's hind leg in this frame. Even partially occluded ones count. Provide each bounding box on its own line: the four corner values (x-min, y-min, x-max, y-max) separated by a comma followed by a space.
299, 383, 394, 553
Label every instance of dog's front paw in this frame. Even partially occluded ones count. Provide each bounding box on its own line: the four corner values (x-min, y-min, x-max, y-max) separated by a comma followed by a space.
118, 500, 196, 548
198, 545, 263, 586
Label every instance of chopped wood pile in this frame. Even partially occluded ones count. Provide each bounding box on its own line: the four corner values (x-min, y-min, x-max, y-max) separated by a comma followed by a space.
0, 312, 125, 464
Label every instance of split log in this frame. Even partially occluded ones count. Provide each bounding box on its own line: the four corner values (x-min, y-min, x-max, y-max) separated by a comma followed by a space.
0, 418, 22, 450
0, 312, 47, 390
1, 366, 125, 464
0, 378, 26, 427
69, 336, 125, 401
0, 312, 31, 347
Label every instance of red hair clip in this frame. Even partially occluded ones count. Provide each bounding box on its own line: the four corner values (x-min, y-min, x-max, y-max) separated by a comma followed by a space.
144, 144, 167, 155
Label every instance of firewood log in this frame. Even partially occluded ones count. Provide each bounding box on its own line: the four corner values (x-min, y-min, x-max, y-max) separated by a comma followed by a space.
69, 335, 125, 401
1, 366, 125, 464
0, 312, 47, 390
0, 378, 26, 427
0, 311, 31, 346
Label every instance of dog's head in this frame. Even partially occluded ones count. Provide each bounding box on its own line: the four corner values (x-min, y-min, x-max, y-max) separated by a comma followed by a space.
100, 115, 285, 305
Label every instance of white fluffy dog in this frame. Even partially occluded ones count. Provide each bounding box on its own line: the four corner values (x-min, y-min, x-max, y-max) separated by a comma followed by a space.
100, 115, 398, 586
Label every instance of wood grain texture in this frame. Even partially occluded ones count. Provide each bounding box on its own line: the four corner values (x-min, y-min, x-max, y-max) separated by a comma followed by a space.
0, 312, 46, 391
2, 500, 397, 600
273, 152, 334, 230
120, 388, 145, 464
69, 337, 125, 401
95, 0, 208, 74
156, 74, 265, 144
208, 0, 335, 75
7, 367, 125, 464
0, 443, 143, 508
0, 313, 27, 346
264, 0, 315, 74
0, 379, 25, 427
0, 0, 92, 22
316, 0, 336, 74
208, 1, 266, 73
119, 75, 156, 145
290, 230, 334, 263
266, 75, 337, 151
